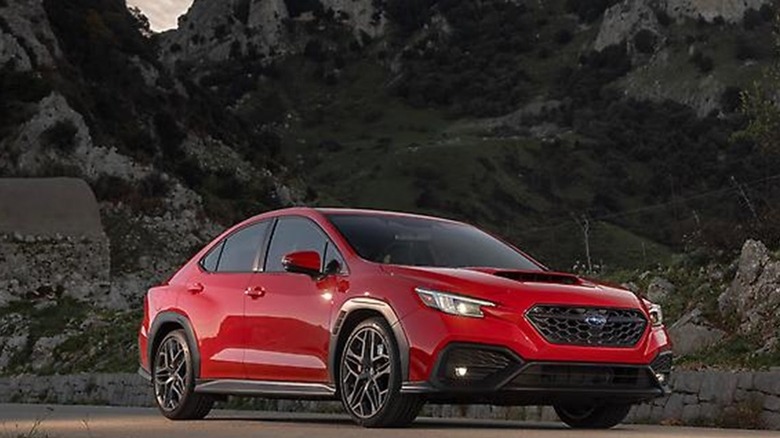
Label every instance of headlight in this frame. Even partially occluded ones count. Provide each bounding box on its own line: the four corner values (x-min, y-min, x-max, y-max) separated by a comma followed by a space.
415, 287, 495, 318
648, 303, 663, 327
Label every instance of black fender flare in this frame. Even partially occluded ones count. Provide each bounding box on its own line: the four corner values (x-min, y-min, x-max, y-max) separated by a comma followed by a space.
148, 311, 202, 379
328, 298, 410, 384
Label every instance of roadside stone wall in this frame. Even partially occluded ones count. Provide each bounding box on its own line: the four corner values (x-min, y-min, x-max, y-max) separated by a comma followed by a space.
0, 373, 152, 407
0, 370, 778, 429
628, 370, 780, 429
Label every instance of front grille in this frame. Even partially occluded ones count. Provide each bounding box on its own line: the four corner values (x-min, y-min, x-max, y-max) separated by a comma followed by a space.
509, 363, 655, 390
436, 346, 520, 387
526, 306, 647, 348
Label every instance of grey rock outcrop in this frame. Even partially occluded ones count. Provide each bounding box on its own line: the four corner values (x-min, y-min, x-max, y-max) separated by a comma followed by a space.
668, 307, 726, 356
718, 240, 780, 338
160, 0, 290, 66
159, 0, 386, 67
660, 0, 771, 23
647, 276, 675, 303
595, 0, 662, 52
0, 0, 61, 71
321, 0, 386, 38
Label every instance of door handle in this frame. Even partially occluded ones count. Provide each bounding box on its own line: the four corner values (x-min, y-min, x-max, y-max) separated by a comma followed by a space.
186, 283, 204, 294
244, 286, 266, 299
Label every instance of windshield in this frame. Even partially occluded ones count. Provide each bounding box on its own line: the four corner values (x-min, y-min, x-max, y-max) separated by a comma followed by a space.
327, 214, 542, 270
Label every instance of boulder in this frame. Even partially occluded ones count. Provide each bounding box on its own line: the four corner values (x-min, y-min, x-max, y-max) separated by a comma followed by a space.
595, 0, 662, 52
647, 276, 675, 303
718, 240, 780, 338
668, 308, 726, 356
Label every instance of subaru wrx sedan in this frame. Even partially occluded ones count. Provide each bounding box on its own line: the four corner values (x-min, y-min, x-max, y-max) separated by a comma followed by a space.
138, 208, 671, 428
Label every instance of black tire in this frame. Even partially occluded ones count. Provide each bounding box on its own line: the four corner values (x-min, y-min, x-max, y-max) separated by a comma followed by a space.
554, 403, 632, 429
338, 317, 424, 428
152, 329, 214, 420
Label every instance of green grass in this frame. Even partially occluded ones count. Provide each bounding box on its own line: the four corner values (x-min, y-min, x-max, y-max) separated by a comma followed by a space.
677, 335, 780, 370
0, 300, 140, 376
239, 52, 679, 270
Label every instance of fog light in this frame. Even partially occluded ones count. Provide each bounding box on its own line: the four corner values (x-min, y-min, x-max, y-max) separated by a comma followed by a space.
454, 366, 468, 377
655, 372, 667, 384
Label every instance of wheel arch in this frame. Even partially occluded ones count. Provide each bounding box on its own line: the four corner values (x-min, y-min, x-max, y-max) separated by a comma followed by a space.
148, 311, 202, 379
328, 298, 411, 386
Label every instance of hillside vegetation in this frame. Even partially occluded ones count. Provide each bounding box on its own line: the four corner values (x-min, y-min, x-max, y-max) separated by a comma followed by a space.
0, 0, 779, 373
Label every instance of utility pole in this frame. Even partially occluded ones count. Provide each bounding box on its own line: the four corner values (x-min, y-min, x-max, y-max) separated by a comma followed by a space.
731, 176, 759, 221
572, 213, 593, 274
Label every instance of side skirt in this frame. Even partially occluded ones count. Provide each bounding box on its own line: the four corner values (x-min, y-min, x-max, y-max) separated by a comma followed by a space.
194, 379, 337, 400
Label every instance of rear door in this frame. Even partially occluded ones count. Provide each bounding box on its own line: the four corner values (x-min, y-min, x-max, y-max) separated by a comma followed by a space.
243, 216, 346, 382
181, 220, 270, 379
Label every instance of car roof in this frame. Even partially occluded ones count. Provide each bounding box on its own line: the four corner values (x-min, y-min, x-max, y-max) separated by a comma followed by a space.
314, 207, 463, 224
237, 207, 466, 230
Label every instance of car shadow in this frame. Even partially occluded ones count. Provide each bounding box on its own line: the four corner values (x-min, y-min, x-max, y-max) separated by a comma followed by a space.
204, 414, 567, 430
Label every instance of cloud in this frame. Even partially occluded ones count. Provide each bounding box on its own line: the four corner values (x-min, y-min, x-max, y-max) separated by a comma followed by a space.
127, 0, 193, 31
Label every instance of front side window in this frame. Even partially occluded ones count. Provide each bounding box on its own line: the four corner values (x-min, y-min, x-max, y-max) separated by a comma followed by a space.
211, 221, 270, 273
327, 214, 541, 270
265, 217, 328, 272
324, 241, 347, 274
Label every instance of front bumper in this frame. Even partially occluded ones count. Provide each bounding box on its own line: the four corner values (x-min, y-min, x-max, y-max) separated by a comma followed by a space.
401, 343, 672, 405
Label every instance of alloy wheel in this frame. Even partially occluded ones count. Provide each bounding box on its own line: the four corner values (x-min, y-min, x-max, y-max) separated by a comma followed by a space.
154, 335, 189, 411
341, 326, 392, 418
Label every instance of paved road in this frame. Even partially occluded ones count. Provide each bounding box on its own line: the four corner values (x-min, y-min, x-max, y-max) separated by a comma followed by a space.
0, 404, 776, 438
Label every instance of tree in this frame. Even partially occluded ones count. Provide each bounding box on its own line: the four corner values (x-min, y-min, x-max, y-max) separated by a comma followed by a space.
734, 17, 780, 154
128, 6, 152, 38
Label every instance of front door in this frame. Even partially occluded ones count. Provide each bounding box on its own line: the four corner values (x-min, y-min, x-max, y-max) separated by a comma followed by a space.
243, 216, 345, 382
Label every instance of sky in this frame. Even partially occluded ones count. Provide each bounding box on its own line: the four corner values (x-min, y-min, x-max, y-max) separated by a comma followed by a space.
127, 0, 193, 32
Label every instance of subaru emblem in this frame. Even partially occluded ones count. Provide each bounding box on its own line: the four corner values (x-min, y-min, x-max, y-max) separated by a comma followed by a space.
585, 313, 608, 327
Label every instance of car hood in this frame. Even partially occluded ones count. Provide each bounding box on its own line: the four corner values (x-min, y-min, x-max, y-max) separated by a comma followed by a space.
381, 265, 643, 310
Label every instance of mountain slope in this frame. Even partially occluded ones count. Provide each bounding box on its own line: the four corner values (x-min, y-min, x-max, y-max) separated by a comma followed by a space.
158, 0, 780, 270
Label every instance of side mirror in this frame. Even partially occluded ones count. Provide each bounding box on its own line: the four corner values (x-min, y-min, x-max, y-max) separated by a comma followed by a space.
282, 251, 322, 277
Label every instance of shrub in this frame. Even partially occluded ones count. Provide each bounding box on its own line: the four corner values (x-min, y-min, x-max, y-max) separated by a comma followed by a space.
284, 0, 323, 18
735, 35, 767, 61
554, 29, 573, 45
42, 120, 79, 152
743, 8, 764, 30
690, 51, 714, 73
565, 0, 621, 23
233, 0, 251, 25
759, 4, 774, 21
153, 112, 185, 157
92, 175, 135, 202
139, 172, 170, 198
655, 9, 672, 26
319, 139, 343, 152
720, 86, 742, 113
386, 0, 436, 34
633, 29, 657, 54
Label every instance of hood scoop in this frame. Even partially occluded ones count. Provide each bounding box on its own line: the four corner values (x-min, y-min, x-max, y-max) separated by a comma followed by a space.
493, 271, 581, 285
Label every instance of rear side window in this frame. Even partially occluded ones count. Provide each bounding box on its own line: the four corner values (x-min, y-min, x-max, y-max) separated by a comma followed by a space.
265, 217, 327, 272
202, 221, 270, 273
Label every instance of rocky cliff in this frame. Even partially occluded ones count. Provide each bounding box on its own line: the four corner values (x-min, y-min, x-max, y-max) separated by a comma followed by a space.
0, 0, 298, 376
159, 0, 386, 67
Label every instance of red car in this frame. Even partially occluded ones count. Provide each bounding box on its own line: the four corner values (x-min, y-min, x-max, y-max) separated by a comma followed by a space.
138, 208, 671, 428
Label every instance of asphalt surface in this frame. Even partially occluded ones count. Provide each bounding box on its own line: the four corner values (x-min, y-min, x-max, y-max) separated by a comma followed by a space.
0, 404, 777, 438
